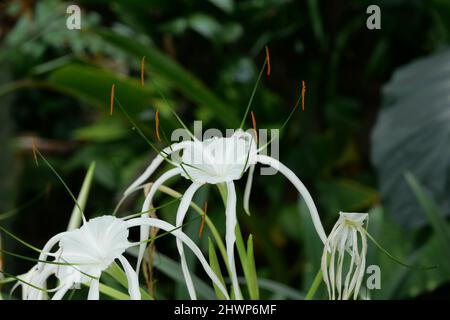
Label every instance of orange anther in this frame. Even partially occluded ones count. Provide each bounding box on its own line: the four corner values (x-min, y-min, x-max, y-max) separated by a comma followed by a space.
110, 83, 115, 115
301, 80, 306, 111
265, 46, 271, 77
32, 138, 38, 167
140, 56, 146, 86
251, 111, 258, 143
155, 109, 161, 142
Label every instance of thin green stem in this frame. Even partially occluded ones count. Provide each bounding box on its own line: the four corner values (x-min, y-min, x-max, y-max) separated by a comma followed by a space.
305, 269, 323, 300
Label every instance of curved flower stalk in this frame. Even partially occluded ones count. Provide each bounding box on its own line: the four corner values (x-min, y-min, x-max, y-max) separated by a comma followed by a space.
321, 212, 368, 300
17, 215, 229, 300
124, 128, 328, 300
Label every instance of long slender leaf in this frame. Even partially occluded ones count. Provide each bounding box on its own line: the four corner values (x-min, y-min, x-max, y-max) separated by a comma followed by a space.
105, 262, 153, 300
208, 238, 227, 300
246, 234, 259, 300
405, 171, 450, 275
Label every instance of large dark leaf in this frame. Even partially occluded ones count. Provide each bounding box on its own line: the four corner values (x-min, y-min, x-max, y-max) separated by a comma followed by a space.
371, 48, 450, 227
94, 29, 239, 127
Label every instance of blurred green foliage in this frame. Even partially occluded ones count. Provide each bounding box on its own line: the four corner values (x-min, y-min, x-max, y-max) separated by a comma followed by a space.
1, 0, 450, 299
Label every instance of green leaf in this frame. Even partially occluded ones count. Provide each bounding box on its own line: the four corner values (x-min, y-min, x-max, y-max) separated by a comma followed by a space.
317, 179, 378, 214
188, 13, 222, 40
105, 262, 153, 300
97, 283, 130, 300
246, 234, 259, 300
94, 29, 239, 127
73, 118, 129, 142
404, 172, 450, 275
234, 223, 247, 298
371, 49, 450, 227
208, 238, 227, 300
307, 0, 326, 52
46, 64, 159, 114
255, 278, 304, 299
207, 0, 234, 13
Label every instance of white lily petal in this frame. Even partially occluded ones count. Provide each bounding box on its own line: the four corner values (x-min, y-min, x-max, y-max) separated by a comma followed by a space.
175, 183, 203, 300
243, 164, 255, 215
37, 232, 68, 271
124, 142, 191, 196
126, 217, 230, 300
118, 255, 141, 300
87, 278, 100, 300
51, 283, 71, 300
353, 227, 367, 299
336, 244, 345, 300
27, 264, 56, 300
225, 181, 241, 300
322, 212, 369, 300
256, 155, 327, 244
136, 168, 182, 274
321, 236, 332, 299
343, 229, 357, 299
329, 242, 336, 300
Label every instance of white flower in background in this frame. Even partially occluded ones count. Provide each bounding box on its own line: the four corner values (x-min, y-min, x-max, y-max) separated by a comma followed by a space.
321, 212, 368, 300
124, 129, 328, 300
18, 215, 229, 300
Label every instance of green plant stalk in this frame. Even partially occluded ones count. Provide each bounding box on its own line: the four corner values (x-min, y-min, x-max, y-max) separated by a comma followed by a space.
67, 162, 96, 230
305, 269, 323, 300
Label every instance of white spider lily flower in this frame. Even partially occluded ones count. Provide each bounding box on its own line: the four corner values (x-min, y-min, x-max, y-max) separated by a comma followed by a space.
321, 212, 368, 300
19, 215, 229, 300
125, 129, 327, 300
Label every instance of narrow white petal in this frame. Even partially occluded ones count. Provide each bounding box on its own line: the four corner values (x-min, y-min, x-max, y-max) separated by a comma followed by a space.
51, 283, 71, 300
175, 183, 203, 300
336, 247, 345, 300
256, 155, 327, 243
127, 217, 230, 300
321, 238, 332, 299
243, 164, 255, 215
124, 142, 190, 196
353, 227, 367, 299
343, 229, 357, 299
118, 255, 141, 300
28, 264, 56, 300
347, 229, 361, 296
329, 243, 337, 300
87, 278, 100, 300
136, 168, 182, 274
225, 181, 241, 300
37, 232, 68, 271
